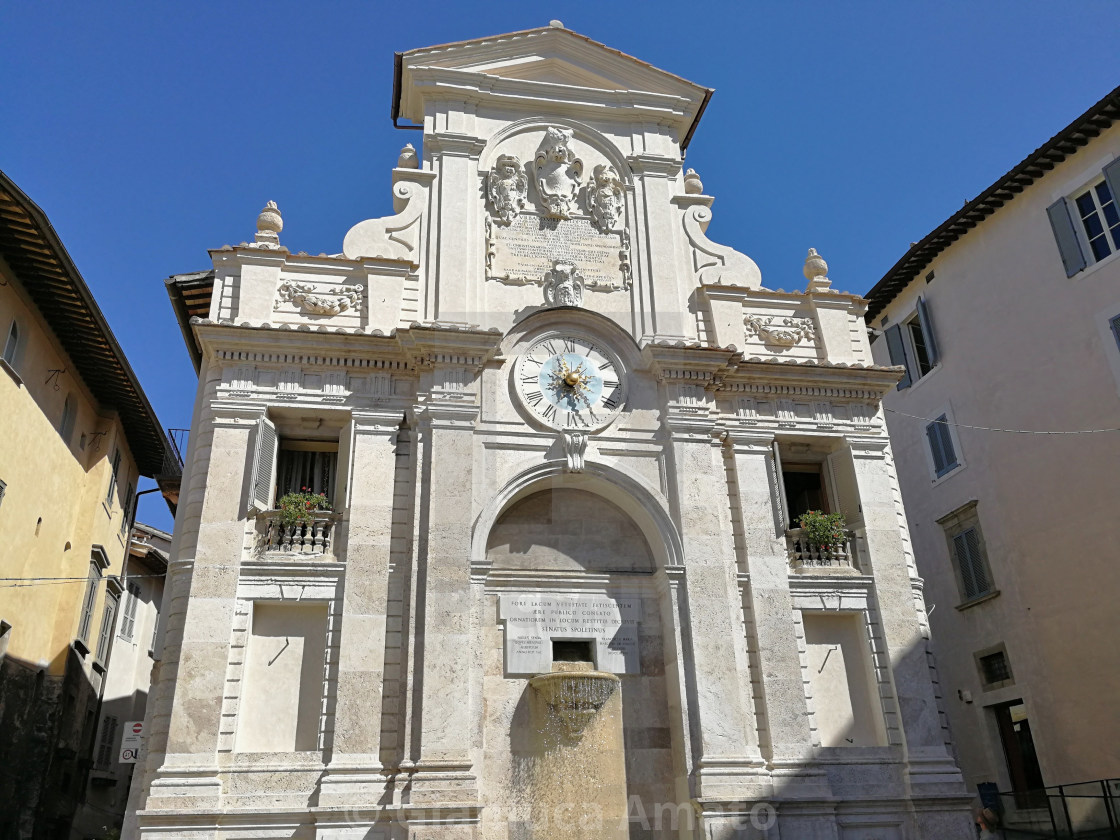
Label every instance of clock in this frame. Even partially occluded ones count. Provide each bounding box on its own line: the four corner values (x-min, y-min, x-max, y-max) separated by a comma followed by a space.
513, 333, 626, 430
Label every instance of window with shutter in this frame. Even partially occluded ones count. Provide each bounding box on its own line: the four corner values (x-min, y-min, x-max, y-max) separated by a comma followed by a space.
2, 320, 20, 367
925, 415, 959, 478
1074, 181, 1120, 262
96, 715, 118, 769
59, 394, 76, 445
276, 445, 338, 499
1047, 197, 1088, 277
248, 417, 278, 513
1110, 314, 1120, 353
884, 324, 912, 389
120, 582, 140, 640
915, 296, 940, 367
120, 483, 135, 535
77, 563, 99, 644
106, 448, 122, 505
96, 591, 118, 662
953, 526, 990, 600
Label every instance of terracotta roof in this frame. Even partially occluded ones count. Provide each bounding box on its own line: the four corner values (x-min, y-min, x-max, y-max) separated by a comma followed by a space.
0, 170, 173, 478
864, 83, 1120, 322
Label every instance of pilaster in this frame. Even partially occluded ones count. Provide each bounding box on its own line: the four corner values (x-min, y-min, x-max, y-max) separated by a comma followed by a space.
646, 344, 766, 800
318, 409, 405, 805
724, 427, 829, 798
629, 153, 688, 338
147, 402, 264, 810
844, 435, 966, 797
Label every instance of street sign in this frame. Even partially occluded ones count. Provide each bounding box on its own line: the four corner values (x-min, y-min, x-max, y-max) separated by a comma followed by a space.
119, 720, 144, 764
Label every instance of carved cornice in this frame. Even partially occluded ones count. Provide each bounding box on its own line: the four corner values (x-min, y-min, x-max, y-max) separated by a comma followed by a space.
423, 131, 488, 158
396, 323, 504, 372
626, 153, 683, 178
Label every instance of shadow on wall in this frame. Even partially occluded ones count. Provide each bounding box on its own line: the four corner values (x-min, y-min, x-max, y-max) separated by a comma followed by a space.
0, 649, 102, 840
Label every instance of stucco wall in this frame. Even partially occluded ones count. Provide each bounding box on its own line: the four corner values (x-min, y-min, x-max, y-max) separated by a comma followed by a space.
872, 121, 1120, 789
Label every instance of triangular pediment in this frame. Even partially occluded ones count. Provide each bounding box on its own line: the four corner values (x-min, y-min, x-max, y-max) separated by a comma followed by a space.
394, 26, 710, 127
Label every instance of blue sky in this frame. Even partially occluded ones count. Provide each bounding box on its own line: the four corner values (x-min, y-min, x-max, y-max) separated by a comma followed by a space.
3, 1, 1118, 530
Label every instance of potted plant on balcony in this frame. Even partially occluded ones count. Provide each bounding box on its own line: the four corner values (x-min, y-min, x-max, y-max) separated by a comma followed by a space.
276, 487, 332, 528
797, 509, 846, 552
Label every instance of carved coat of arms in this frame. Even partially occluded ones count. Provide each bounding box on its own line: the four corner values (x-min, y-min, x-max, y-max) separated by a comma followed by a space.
486, 154, 528, 224
543, 261, 585, 307
585, 164, 625, 232
534, 127, 583, 218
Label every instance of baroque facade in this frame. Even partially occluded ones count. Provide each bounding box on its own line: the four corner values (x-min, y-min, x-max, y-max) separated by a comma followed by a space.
866, 84, 1120, 827
0, 170, 176, 839
130, 24, 973, 840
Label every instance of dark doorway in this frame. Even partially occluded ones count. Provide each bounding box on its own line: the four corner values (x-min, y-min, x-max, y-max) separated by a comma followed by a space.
994, 701, 1046, 808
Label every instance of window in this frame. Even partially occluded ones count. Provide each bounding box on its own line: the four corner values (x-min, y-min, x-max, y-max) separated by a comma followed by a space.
95, 590, 119, 663
937, 501, 996, 605
120, 581, 141, 641
120, 483, 135, 535
1047, 158, 1120, 276
883, 296, 939, 388
2, 320, 20, 367
1111, 314, 1120, 353
95, 715, 118, 769
77, 563, 100, 645
782, 464, 829, 524
276, 443, 338, 500
1074, 181, 1120, 262
979, 650, 1012, 687
925, 415, 959, 478
59, 394, 76, 445
106, 448, 122, 505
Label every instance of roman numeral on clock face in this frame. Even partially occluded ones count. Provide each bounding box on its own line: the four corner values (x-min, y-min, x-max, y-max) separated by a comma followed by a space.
524, 390, 543, 406
541, 404, 557, 422
603, 392, 619, 410
561, 338, 575, 354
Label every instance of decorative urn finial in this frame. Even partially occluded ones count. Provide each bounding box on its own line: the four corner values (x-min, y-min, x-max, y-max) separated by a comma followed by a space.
683, 168, 703, 195
803, 247, 831, 291
397, 143, 419, 169
254, 201, 283, 247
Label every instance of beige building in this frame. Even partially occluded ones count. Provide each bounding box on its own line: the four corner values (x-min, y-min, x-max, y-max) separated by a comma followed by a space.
866, 85, 1120, 826
0, 169, 177, 839
128, 24, 975, 840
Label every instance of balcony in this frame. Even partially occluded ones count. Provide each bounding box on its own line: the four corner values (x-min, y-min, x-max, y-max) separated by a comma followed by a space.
786, 527, 863, 573
257, 511, 339, 557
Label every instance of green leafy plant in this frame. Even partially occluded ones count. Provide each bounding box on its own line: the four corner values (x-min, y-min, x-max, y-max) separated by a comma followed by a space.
797, 510, 846, 550
275, 487, 331, 527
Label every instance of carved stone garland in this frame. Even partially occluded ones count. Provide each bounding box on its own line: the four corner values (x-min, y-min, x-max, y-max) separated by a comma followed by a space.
276, 281, 363, 316
744, 314, 817, 347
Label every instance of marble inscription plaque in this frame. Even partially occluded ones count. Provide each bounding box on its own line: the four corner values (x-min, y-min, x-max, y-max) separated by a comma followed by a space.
498, 593, 640, 675
488, 213, 629, 290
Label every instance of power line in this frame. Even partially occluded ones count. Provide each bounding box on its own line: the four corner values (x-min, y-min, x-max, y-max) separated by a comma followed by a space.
884, 407, 1120, 436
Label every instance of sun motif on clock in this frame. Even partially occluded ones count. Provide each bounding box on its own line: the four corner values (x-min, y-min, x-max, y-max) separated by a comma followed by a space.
513, 334, 626, 431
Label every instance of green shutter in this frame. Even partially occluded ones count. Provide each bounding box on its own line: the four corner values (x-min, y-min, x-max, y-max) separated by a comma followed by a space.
884, 324, 912, 389
1046, 197, 1087, 277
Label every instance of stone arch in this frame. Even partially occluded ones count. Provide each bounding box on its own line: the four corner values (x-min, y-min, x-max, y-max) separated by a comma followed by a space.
478, 117, 635, 186
471, 460, 683, 574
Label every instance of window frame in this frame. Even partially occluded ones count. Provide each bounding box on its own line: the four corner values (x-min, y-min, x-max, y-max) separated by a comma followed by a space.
922, 404, 965, 483
59, 393, 77, 446
77, 562, 101, 647
880, 295, 941, 390
1072, 177, 1120, 266
937, 500, 999, 607
95, 588, 119, 664
2, 319, 21, 368
105, 447, 122, 507
974, 643, 1015, 692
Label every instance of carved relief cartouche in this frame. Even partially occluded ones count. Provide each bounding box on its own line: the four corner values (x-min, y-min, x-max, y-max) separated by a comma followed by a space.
487, 154, 528, 225
534, 127, 583, 219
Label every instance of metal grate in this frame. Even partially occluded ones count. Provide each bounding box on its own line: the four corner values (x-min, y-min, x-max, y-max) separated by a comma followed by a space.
980, 651, 1011, 685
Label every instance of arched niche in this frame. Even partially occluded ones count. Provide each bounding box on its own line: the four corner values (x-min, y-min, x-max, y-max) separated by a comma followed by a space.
472, 461, 683, 574
487, 488, 654, 573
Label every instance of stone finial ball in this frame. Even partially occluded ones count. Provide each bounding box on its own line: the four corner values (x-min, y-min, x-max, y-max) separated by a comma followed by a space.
804, 247, 828, 281
683, 168, 703, 195
549, 19, 564, 28
257, 201, 283, 234
398, 143, 419, 169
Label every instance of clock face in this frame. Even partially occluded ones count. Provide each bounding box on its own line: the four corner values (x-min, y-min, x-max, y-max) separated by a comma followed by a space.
513, 334, 626, 430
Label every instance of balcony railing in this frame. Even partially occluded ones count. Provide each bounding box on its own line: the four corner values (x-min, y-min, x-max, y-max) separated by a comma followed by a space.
258, 511, 339, 556
786, 527, 862, 571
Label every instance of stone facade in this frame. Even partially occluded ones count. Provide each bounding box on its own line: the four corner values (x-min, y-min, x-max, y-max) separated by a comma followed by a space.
129, 24, 973, 840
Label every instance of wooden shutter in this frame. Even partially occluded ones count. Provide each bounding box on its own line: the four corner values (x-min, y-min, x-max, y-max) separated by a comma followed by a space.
120, 582, 140, 640
916, 296, 940, 366
336, 419, 356, 510
1046, 197, 1087, 277
926, 420, 947, 475
936, 417, 957, 473
953, 527, 989, 599
1110, 315, 1120, 352
1104, 158, 1120, 215
96, 592, 118, 662
78, 564, 99, 642
96, 715, 118, 768
772, 440, 789, 531
884, 324, 912, 389
248, 417, 277, 513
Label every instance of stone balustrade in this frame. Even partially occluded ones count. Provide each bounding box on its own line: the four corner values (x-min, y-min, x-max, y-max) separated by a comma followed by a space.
258, 511, 339, 556
786, 527, 863, 572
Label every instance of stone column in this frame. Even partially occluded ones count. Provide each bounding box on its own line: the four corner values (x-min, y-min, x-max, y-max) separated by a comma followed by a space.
652, 353, 766, 802
629, 153, 687, 338
725, 429, 830, 797
844, 436, 967, 798
144, 402, 261, 811
318, 409, 403, 804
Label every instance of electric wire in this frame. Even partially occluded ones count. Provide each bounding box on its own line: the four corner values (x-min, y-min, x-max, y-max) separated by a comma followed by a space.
884, 407, 1120, 435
